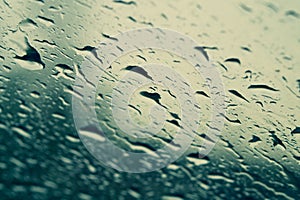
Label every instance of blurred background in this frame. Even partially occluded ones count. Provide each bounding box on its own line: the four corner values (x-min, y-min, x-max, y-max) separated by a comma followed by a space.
0, 0, 299, 199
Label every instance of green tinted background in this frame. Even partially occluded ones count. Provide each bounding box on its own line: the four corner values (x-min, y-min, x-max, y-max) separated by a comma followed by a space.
0, 0, 299, 199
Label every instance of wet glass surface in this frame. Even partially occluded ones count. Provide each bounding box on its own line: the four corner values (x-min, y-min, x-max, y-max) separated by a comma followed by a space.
0, 0, 299, 199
